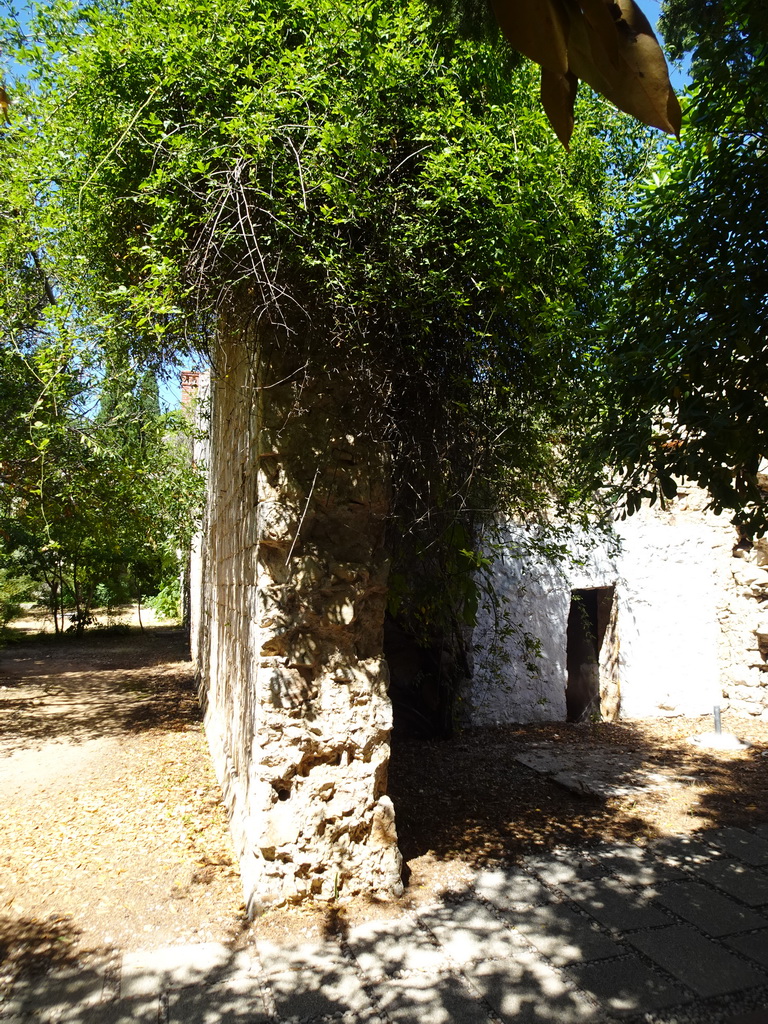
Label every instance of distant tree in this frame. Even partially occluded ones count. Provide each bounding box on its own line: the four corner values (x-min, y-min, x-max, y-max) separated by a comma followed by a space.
598, 0, 768, 534
0, 104, 204, 632
0, 339, 204, 631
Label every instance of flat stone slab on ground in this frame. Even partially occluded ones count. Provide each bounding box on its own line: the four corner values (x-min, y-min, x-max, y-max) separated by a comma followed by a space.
473, 867, 550, 909
651, 834, 726, 869
255, 939, 346, 978
121, 944, 248, 998
514, 748, 696, 800
469, 951, 595, 1023
712, 828, 768, 867
725, 1009, 768, 1024
347, 917, 449, 979
369, 972, 492, 1024
698, 860, 768, 906
569, 956, 689, 1018
57, 998, 159, 1023
3, 963, 107, 1018
725, 931, 768, 970
591, 843, 685, 886
418, 900, 526, 966
628, 924, 768, 997
655, 880, 768, 937
496, 902, 622, 967
168, 982, 271, 1023
566, 877, 669, 932
258, 941, 374, 1021
523, 852, 606, 886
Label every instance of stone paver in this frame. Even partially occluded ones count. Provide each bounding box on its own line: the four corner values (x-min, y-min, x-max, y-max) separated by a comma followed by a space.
255, 938, 346, 979
9, 830, 768, 1024
628, 924, 768, 997
3, 964, 107, 1019
567, 877, 670, 932
570, 956, 689, 1017
347, 917, 448, 979
418, 899, 526, 966
370, 971, 490, 1024
652, 834, 726, 868
473, 866, 551, 909
496, 901, 621, 966
712, 828, 768, 867
470, 949, 596, 1023
168, 979, 271, 1023
725, 930, 768, 970
514, 749, 687, 800
268, 967, 375, 1020
699, 859, 768, 906
59, 998, 159, 1023
257, 940, 375, 1021
655, 880, 768, 936
726, 1008, 768, 1024
524, 851, 606, 886
121, 942, 246, 997
592, 843, 685, 886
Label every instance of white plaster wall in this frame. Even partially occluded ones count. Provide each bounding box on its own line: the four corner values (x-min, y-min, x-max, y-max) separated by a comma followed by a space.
468, 511, 723, 724
611, 518, 721, 717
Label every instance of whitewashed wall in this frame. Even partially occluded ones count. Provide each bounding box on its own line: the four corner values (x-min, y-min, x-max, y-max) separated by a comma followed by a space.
468, 494, 731, 724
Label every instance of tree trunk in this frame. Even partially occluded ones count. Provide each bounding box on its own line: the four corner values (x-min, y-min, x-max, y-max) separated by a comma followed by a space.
196, 328, 402, 912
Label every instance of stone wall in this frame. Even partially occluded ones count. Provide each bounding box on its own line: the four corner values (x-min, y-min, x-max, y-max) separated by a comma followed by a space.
469, 485, 768, 724
188, 373, 209, 669
192, 336, 402, 912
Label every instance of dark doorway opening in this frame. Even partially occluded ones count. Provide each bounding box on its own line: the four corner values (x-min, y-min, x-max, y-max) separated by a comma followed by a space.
566, 586, 616, 722
384, 615, 459, 739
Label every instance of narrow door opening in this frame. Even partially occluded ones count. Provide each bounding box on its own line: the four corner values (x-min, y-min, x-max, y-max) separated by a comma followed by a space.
566, 586, 616, 722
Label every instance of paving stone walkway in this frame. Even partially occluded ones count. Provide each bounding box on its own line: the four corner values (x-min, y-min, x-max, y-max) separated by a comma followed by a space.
514, 747, 701, 800
3, 825, 768, 1024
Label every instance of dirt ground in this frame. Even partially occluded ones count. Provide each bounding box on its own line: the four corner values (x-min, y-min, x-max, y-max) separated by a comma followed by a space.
1, 621, 767, 974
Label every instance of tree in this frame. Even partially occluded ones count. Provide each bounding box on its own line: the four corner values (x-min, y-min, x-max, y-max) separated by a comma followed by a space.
599, 0, 768, 535
0, 98, 204, 631
0, 340, 204, 632
3, 0, 652, 903
7, 0, 654, 652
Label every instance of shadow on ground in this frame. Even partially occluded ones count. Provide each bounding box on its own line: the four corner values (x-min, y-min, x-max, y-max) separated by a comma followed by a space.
5, 862, 768, 1024
0, 628, 198, 753
388, 719, 768, 865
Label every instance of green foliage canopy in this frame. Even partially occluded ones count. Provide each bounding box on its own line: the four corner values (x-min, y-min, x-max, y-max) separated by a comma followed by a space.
601, 0, 768, 534
2, 0, 654, 642
7, 0, 648, 504
0, 101, 205, 631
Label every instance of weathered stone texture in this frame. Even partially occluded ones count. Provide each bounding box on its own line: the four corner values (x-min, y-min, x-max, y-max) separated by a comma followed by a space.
194, 336, 402, 911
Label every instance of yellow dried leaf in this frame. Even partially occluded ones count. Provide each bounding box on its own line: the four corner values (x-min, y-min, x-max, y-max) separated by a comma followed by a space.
490, 0, 680, 143
540, 67, 578, 148
576, 0, 620, 70
571, 0, 681, 135
492, 0, 569, 75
